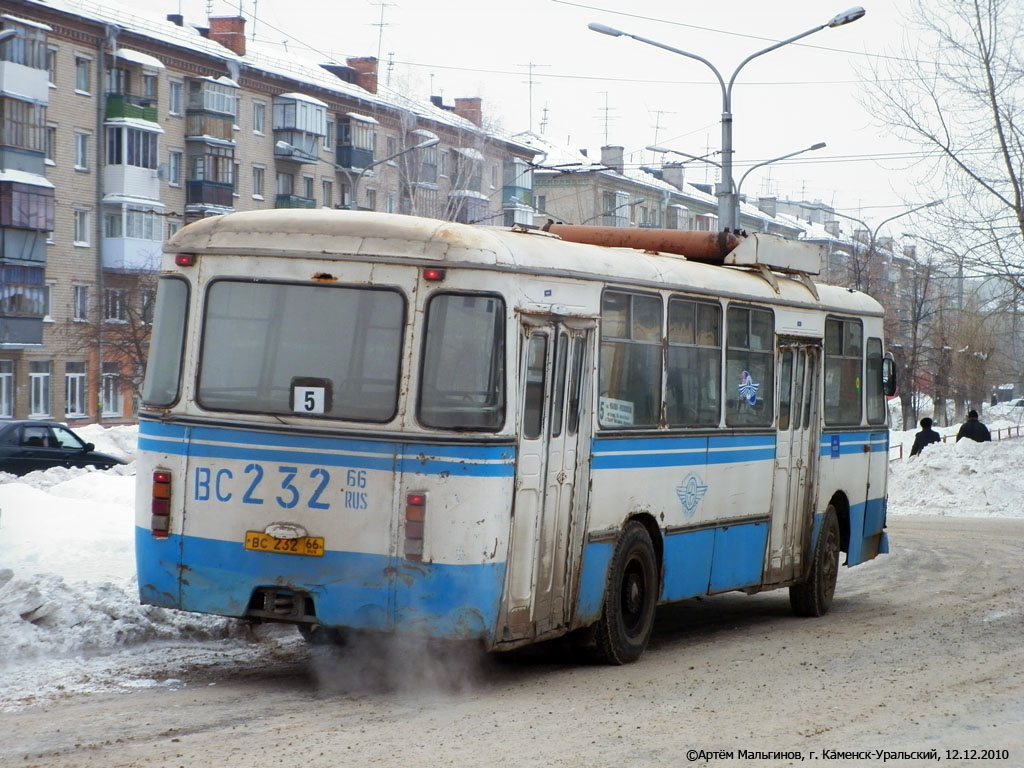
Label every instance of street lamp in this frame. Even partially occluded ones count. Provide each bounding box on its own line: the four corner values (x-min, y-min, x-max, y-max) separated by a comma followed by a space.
648, 142, 826, 210
336, 132, 440, 210
590, 7, 865, 232
735, 142, 826, 202
830, 199, 943, 293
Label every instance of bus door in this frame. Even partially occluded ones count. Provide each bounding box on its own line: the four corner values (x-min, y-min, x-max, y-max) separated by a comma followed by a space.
766, 343, 820, 585
502, 316, 594, 642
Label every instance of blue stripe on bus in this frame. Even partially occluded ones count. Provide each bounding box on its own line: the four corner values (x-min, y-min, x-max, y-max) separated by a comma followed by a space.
136, 529, 506, 641
139, 421, 516, 477
591, 433, 776, 470
819, 430, 889, 458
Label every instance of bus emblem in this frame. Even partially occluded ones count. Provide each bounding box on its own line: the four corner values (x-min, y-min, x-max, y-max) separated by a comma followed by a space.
676, 474, 708, 517
738, 370, 759, 405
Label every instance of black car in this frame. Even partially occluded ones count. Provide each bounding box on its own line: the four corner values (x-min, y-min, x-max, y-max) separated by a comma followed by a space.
0, 421, 127, 476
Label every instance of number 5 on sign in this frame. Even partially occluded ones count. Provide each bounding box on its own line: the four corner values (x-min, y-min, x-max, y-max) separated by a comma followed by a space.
293, 386, 325, 414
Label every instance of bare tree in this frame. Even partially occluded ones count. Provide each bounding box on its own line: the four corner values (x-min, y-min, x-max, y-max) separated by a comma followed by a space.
56, 273, 156, 416
864, 0, 1024, 286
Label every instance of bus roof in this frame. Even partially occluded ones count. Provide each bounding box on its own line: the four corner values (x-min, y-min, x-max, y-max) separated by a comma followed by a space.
166, 209, 883, 317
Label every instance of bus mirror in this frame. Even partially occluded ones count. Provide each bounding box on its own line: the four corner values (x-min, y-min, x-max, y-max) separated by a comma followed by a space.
882, 356, 897, 397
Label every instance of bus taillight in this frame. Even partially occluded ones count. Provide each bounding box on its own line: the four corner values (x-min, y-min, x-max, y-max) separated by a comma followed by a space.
404, 492, 426, 561
151, 470, 172, 538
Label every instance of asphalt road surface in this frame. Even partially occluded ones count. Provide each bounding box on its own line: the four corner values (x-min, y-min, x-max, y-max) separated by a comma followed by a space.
5, 516, 1022, 768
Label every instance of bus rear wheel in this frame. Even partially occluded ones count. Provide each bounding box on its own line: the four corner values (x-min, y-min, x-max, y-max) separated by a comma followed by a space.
593, 521, 658, 665
790, 505, 841, 617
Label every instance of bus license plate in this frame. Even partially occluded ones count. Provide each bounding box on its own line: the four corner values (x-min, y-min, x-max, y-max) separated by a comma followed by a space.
244, 531, 325, 557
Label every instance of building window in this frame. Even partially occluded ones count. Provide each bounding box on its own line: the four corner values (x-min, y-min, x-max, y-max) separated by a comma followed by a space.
101, 361, 122, 417
106, 127, 158, 169
74, 132, 89, 170
0, 98, 46, 152
168, 150, 182, 186
29, 361, 51, 418
252, 166, 265, 199
46, 48, 57, 86
142, 74, 158, 101
65, 362, 87, 418
0, 182, 55, 230
141, 289, 156, 325
323, 119, 333, 151
44, 125, 56, 164
74, 56, 91, 93
0, 265, 46, 316
169, 81, 183, 116
167, 219, 182, 238
104, 288, 128, 322
73, 285, 89, 321
253, 101, 265, 134
302, 175, 314, 199
366, 188, 377, 211
0, 360, 12, 418
73, 210, 90, 246
321, 179, 332, 208
42, 282, 53, 321
276, 172, 294, 196
233, 160, 241, 196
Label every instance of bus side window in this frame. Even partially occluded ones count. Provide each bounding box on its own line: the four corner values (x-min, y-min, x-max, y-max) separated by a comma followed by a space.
523, 334, 547, 439
667, 297, 721, 427
824, 317, 863, 426
725, 305, 774, 427
865, 337, 886, 424
599, 290, 662, 428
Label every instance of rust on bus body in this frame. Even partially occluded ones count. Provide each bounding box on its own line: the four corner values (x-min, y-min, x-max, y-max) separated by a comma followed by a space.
546, 225, 743, 263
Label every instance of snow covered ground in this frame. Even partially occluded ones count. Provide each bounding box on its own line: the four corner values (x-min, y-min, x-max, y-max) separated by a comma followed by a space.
1, 420, 1022, 711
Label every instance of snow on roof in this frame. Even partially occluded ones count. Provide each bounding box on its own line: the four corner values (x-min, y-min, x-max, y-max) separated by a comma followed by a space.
114, 47, 165, 69
0, 168, 54, 188
25, 0, 534, 151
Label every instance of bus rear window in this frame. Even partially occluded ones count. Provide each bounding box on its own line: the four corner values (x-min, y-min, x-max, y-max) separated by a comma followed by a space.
197, 281, 404, 421
141, 276, 189, 407
418, 293, 505, 430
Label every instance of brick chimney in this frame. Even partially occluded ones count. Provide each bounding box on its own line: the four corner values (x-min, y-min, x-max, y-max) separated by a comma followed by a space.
660, 161, 685, 190
824, 220, 840, 237
208, 16, 246, 56
454, 97, 482, 127
757, 196, 777, 218
346, 57, 378, 94
600, 145, 624, 174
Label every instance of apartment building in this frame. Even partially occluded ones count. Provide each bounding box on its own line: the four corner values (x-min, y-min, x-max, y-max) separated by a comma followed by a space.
522, 134, 803, 238
0, 0, 536, 424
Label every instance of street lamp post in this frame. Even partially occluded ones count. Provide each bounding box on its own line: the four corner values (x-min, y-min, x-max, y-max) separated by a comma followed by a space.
590, 7, 865, 232
336, 133, 440, 210
830, 200, 942, 293
648, 142, 826, 214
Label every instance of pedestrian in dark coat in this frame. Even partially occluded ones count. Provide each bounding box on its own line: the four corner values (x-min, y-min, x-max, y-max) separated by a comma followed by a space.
956, 409, 991, 443
910, 417, 941, 456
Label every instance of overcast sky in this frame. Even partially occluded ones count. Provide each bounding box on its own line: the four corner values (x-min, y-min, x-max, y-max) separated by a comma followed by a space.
151, 0, 932, 230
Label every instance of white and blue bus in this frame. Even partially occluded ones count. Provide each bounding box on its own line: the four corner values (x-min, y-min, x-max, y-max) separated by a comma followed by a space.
136, 210, 895, 664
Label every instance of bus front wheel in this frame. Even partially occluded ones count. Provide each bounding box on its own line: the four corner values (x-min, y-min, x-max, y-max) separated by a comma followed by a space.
593, 521, 658, 665
790, 506, 841, 617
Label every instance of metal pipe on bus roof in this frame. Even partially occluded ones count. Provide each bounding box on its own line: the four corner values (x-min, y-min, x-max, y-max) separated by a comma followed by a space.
545, 225, 744, 262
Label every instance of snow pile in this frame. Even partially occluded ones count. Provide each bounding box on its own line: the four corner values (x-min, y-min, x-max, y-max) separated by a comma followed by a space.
0, 430, 244, 679
888, 430, 1024, 517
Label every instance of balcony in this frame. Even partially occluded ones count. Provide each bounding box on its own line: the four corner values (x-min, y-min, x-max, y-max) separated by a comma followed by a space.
336, 145, 374, 171
0, 315, 42, 345
275, 194, 315, 209
106, 94, 158, 123
502, 186, 533, 207
186, 180, 234, 209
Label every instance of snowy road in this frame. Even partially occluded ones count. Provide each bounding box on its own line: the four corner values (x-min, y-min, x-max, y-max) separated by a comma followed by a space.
5, 515, 1022, 768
